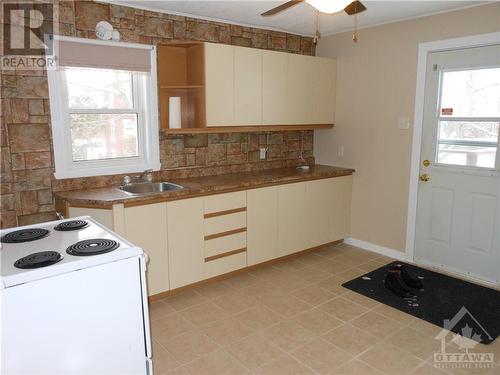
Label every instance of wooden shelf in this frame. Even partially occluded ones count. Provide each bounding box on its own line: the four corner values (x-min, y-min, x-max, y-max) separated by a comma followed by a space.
160, 85, 204, 90
163, 124, 334, 134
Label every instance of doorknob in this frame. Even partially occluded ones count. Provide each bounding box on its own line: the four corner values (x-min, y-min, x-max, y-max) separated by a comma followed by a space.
419, 173, 430, 182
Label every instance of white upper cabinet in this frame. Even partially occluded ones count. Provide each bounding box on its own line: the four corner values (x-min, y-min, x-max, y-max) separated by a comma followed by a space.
262, 50, 288, 125
234, 46, 263, 125
312, 57, 337, 124
203, 43, 335, 127
286, 54, 314, 125
205, 43, 234, 126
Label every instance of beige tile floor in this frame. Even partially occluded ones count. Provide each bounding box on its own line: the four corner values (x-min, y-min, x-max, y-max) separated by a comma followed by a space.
149, 243, 500, 375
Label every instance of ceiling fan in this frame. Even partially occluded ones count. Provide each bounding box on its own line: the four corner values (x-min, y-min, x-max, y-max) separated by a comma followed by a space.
261, 0, 366, 17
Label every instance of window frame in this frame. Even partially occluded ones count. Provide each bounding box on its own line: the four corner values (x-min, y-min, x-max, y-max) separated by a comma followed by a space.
433, 66, 500, 172
47, 36, 160, 179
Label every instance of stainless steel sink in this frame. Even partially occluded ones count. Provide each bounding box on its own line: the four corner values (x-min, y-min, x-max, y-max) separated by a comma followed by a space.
119, 182, 183, 195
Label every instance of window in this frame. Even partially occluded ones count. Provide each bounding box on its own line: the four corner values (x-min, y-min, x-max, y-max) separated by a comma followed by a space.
48, 37, 160, 179
436, 67, 500, 169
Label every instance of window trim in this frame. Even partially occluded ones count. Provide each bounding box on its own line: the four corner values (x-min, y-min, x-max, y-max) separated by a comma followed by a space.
47, 36, 160, 179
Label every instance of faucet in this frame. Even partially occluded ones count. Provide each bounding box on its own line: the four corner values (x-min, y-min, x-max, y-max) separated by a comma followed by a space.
135, 169, 153, 183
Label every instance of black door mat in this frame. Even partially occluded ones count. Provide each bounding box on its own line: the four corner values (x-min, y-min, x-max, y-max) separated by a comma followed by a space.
342, 261, 500, 344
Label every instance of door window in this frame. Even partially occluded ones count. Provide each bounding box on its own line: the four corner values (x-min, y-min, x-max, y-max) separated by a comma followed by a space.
436, 67, 500, 169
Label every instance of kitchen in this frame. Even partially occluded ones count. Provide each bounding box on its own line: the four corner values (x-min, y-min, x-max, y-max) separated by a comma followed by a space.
1, 1, 499, 374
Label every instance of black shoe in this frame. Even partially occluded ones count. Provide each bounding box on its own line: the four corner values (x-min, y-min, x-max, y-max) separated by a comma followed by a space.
384, 270, 413, 298
390, 264, 423, 289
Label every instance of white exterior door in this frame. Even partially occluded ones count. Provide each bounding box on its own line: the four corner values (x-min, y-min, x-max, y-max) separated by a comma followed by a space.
414, 45, 500, 283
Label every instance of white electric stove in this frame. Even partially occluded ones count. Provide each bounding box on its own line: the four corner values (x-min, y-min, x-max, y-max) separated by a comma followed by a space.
1, 216, 152, 374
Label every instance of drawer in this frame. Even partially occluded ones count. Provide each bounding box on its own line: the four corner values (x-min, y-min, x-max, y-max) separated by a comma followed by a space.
205, 251, 247, 278
205, 231, 247, 258
204, 191, 246, 214
204, 211, 246, 237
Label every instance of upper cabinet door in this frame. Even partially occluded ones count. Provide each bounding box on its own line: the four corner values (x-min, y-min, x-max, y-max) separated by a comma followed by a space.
262, 50, 288, 125
286, 54, 313, 125
312, 57, 336, 124
234, 46, 262, 126
205, 43, 234, 126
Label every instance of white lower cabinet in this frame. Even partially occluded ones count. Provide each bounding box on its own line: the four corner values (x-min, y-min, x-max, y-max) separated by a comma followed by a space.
123, 203, 169, 295
330, 175, 353, 242
277, 182, 306, 256
67, 176, 351, 296
167, 197, 205, 289
247, 186, 278, 265
305, 179, 334, 248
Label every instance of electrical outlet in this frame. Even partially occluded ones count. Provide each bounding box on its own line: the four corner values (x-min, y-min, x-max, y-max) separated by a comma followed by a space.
259, 147, 267, 160
337, 145, 345, 157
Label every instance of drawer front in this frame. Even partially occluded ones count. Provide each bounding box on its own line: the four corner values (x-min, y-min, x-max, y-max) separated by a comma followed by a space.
205, 251, 247, 278
205, 232, 247, 258
204, 211, 247, 237
204, 191, 246, 214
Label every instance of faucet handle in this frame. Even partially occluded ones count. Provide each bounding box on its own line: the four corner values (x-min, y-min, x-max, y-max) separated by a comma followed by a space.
145, 173, 153, 183
122, 175, 132, 185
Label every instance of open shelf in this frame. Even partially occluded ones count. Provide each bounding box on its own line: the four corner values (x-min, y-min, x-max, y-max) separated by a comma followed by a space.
158, 43, 206, 130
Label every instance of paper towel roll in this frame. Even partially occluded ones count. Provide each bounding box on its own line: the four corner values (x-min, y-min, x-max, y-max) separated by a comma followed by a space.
169, 97, 182, 129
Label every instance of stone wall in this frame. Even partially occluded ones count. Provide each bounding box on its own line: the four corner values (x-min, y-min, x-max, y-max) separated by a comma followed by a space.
0, 0, 316, 228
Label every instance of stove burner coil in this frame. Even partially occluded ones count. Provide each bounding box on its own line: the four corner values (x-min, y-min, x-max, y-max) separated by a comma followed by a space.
1, 228, 50, 243
66, 238, 119, 256
14, 251, 63, 269
54, 220, 89, 232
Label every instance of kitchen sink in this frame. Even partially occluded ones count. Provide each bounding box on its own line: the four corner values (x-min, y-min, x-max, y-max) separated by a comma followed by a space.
119, 182, 184, 194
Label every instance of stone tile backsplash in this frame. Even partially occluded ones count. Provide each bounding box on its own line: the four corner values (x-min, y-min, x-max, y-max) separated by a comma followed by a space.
0, 0, 316, 228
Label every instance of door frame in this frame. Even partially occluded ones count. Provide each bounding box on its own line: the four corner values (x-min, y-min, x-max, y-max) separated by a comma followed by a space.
405, 32, 500, 263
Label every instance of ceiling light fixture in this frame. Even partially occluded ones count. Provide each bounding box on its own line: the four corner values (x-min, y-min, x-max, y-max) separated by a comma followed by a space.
305, 0, 352, 14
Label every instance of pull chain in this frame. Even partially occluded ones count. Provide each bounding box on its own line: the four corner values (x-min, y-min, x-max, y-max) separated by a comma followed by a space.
313, 10, 320, 45
352, 12, 358, 43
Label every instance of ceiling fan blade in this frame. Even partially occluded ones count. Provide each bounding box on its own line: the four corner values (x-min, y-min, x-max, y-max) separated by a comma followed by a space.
261, 0, 304, 16
344, 0, 367, 15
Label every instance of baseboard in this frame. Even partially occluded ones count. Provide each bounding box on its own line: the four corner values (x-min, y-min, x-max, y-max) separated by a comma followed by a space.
344, 237, 409, 262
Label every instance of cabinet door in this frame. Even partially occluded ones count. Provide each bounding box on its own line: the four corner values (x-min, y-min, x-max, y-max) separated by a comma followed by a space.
286, 54, 313, 124
124, 203, 169, 296
278, 182, 306, 256
205, 43, 234, 126
69, 207, 113, 230
262, 50, 288, 125
234, 46, 262, 125
167, 198, 205, 289
330, 176, 352, 242
305, 179, 333, 248
247, 186, 278, 265
312, 57, 336, 124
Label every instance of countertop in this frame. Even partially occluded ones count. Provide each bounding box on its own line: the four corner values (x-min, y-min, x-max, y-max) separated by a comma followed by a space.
55, 165, 354, 208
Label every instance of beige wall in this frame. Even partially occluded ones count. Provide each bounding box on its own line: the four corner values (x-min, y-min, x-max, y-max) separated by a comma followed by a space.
314, 3, 500, 252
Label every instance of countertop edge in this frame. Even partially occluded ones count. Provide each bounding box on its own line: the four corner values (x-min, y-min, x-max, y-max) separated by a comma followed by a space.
55, 166, 354, 208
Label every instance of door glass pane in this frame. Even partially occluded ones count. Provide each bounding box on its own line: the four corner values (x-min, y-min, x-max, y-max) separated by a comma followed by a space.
437, 144, 497, 169
439, 121, 499, 142
440, 68, 500, 117
70, 113, 139, 161
66, 67, 134, 110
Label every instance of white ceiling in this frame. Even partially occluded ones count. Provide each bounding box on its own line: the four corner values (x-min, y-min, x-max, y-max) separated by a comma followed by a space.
107, 1, 488, 37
